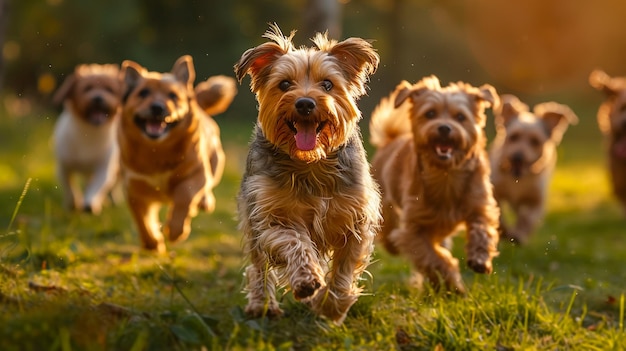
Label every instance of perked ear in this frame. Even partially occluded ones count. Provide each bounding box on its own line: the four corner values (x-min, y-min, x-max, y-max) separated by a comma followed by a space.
120, 60, 146, 102
52, 72, 76, 105
171, 55, 195, 90
495, 94, 529, 127
394, 75, 440, 108
589, 69, 622, 97
534, 102, 578, 145
323, 36, 380, 97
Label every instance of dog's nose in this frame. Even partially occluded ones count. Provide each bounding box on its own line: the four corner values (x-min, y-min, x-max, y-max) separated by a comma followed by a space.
150, 103, 166, 118
295, 97, 316, 116
92, 96, 104, 106
438, 124, 451, 136
511, 152, 524, 164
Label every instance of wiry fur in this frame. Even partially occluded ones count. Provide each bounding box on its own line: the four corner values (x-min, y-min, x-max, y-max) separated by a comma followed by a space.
589, 70, 626, 213
52, 63, 123, 215
490, 94, 578, 244
370, 76, 500, 293
118, 55, 233, 253
234, 24, 381, 324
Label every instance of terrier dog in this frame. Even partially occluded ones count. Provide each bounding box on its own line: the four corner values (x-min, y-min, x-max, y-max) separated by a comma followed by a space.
370, 76, 500, 294
490, 94, 578, 244
234, 24, 381, 324
118, 55, 234, 253
52, 63, 123, 214
589, 70, 626, 213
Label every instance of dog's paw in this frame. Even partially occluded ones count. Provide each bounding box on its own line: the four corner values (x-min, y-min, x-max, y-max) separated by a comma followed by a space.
293, 279, 322, 300
467, 259, 492, 274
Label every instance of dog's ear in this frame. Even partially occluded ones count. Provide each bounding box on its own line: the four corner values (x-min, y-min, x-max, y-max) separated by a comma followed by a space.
52, 71, 76, 106
320, 36, 380, 97
172, 55, 195, 91
589, 69, 623, 97
394, 76, 439, 108
234, 24, 293, 92
476, 84, 499, 109
121, 60, 146, 102
195, 75, 238, 116
534, 102, 578, 145
494, 94, 529, 127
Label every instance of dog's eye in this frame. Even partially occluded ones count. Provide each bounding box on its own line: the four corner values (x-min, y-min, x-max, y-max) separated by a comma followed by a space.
138, 88, 150, 98
455, 113, 466, 122
424, 109, 437, 119
508, 133, 520, 142
321, 80, 333, 92
279, 80, 291, 92
529, 137, 541, 147
168, 92, 178, 101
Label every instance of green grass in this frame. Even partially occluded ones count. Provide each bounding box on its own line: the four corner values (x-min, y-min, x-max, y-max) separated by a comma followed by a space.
1, 106, 625, 351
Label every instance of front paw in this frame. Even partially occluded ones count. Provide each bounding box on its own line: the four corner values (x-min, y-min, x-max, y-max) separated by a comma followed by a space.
467, 258, 492, 274
292, 278, 322, 300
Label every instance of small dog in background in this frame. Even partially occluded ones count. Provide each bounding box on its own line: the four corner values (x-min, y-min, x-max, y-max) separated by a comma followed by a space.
490, 95, 578, 244
234, 24, 381, 324
370, 76, 500, 294
52, 63, 123, 215
589, 70, 626, 213
118, 55, 234, 253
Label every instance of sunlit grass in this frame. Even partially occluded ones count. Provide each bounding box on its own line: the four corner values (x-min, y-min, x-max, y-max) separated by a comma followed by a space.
1, 111, 625, 350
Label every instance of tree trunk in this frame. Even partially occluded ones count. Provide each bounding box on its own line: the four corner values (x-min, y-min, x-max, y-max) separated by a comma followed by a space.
302, 0, 342, 40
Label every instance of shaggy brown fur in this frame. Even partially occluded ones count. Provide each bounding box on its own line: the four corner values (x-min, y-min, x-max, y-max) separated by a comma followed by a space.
490, 94, 578, 244
234, 24, 381, 324
118, 55, 235, 253
370, 76, 500, 294
589, 70, 626, 213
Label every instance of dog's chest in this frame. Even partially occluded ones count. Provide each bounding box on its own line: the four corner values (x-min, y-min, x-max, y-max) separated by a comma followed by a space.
54, 111, 116, 166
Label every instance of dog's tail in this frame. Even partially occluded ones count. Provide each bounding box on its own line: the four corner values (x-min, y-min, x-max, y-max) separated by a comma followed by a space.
195, 75, 238, 116
369, 86, 412, 148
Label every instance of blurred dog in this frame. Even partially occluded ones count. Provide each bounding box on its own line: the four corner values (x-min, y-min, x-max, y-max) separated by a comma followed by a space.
370, 76, 499, 294
118, 55, 234, 253
234, 24, 381, 324
52, 63, 123, 214
490, 94, 578, 244
589, 70, 626, 213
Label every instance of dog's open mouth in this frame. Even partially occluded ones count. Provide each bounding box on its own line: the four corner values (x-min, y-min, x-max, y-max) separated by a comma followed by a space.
286, 120, 326, 151
134, 116, 178, 139
434, 142, 454, 160
87, 107, 112, 126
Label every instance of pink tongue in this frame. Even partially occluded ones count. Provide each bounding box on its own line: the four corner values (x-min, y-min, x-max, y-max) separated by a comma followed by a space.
294, 124, 317, 151
89, 111, 108, 125
146, 121, 165, 136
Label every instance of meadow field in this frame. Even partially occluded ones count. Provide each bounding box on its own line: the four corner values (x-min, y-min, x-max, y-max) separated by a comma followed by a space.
0, 101, 624, 350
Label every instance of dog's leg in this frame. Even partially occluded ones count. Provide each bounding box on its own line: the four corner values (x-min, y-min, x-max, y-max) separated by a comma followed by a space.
396, 226, 466, 293
166, 189, 202, 243
465, 217, 499, 274
127, 188, 165, 253
57, 167, 82, 211
379, 201, 400, 255
509, 203, 544, 245
244, 247, 282, 318
309, 231, 373, 324
83, 155, 118, 215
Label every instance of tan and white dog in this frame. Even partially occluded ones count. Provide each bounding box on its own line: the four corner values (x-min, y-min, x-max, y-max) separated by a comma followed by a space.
490, 94, 578, 244
52, 63, 123, 214
118, 55, 234, 253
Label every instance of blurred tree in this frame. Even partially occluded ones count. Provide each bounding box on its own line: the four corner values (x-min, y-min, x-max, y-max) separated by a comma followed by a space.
302, 0, 342, 40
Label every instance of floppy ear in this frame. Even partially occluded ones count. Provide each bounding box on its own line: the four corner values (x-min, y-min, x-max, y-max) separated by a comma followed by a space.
324, 36, 380, 97
394, 76, 439, 108
477, 84, 499, 109
495, 94, 529, 127
534, 102, 578, 145
52, 72, 76, 105
171, 55, 195, 91
234, 41, 287, 93
393, 81, 416, 108
195, 75, 238, 116
120, 60, 145, 102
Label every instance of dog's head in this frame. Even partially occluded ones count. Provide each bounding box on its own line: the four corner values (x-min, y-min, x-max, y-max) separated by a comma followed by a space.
53, 64, 122, 126
589, 70, 626, 159
234, 23, 379, 163
394, 76, 498, 169
121, 55, 196, 141
494, 94, 578, 177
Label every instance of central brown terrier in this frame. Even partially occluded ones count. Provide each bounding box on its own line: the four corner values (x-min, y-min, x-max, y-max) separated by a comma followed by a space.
370, 76, 500, 293
234, 24, 381, 324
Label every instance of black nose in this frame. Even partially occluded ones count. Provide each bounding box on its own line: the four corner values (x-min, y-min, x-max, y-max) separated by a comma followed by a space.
295, 97, 316, 116
92, 95, 105, 107
150, 103, 166, 118
438, 124, 451, 136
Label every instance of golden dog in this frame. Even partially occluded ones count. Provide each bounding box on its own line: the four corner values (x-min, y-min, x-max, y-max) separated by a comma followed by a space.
52, 63, 123, 214
370, 76, 500, 294
234, 24, 381, 324
118, 55, 234, 253
490, 94, 578, 244
589, 70, 626, 213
